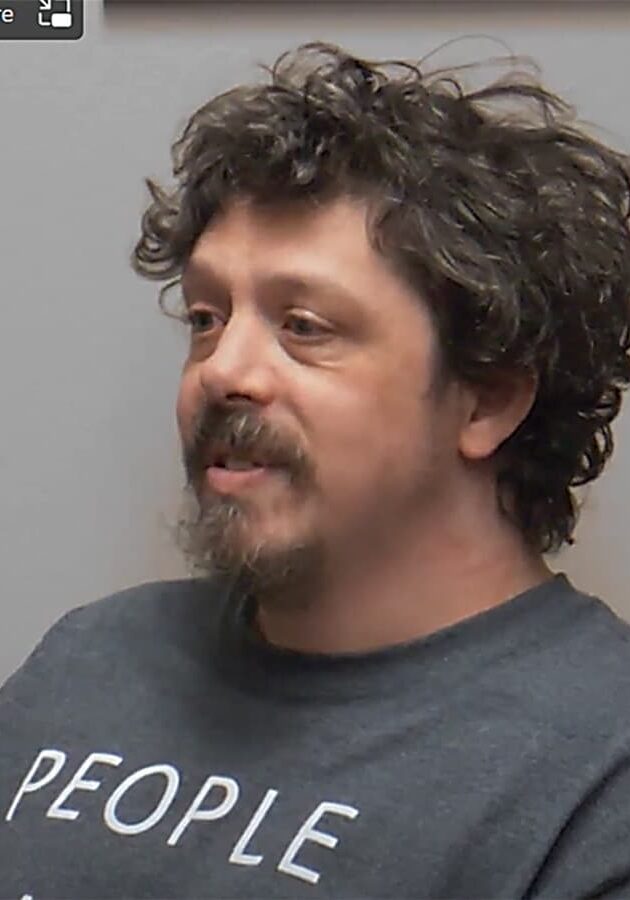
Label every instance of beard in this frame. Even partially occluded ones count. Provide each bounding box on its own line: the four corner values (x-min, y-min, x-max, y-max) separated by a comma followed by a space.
172, 479, 327, 613
172, 404, 327, 611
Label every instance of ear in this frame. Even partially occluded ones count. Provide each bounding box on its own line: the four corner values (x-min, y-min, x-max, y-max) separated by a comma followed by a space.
458, 369, 538, 461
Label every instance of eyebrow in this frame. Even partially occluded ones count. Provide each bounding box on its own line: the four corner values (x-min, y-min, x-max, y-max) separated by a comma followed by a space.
180, 262, 363, 310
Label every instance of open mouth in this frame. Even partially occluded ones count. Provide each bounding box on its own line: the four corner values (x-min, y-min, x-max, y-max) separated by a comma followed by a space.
213, 458, 266, 471
205, 463, 280, 494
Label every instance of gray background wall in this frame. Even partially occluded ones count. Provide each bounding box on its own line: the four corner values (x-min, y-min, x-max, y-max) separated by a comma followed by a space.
1, 1, 629, 684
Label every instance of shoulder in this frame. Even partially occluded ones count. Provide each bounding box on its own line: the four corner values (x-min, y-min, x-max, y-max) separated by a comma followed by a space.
517, 589, 630, 896
52, 576, 219, 633
0, 576, 229, 697
509, 578, 630, 741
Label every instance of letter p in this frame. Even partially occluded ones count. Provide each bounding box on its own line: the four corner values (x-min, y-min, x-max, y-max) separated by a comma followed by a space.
4, 749, 67, 822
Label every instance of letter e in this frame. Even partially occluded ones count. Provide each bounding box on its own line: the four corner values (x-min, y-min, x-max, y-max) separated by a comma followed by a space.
278, 801, 359, 885
47, 752, 123, 821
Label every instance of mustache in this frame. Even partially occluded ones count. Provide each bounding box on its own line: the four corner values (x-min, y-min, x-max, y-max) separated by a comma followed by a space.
183, 403, 307, 477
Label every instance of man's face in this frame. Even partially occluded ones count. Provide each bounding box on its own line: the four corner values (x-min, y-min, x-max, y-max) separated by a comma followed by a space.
175, 194, 467, 603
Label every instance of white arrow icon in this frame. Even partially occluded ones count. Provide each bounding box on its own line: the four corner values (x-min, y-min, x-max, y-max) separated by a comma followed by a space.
38, 0, 72, 27
38, 0, 52, 26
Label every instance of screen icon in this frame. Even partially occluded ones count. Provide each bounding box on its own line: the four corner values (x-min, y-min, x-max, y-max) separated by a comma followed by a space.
0, 0, 83, 39
38, 1, 72, 28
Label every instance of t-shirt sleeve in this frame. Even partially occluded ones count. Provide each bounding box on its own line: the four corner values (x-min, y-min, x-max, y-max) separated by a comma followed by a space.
0, 606, 87, 719
526, 731, 630, 898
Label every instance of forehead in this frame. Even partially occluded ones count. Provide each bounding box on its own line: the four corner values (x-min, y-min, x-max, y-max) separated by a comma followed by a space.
181, 194, 420, 317
187, 193, 371, 257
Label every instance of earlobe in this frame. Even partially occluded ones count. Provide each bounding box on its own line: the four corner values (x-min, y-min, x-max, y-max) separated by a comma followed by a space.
458, 371, 537, 462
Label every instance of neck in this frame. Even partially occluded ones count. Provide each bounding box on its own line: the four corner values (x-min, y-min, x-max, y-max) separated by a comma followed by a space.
254, 488, 554, 655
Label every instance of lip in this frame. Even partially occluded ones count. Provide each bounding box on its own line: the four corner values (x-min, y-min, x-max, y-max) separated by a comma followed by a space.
204, 465, 280, 494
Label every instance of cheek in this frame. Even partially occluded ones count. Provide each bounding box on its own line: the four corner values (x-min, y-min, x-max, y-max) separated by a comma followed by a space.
175, 374, 198, 442
314, 376, 420, 491
319, 350, 444, 499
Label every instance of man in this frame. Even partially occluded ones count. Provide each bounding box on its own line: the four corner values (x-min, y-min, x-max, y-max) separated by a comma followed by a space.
2, 41, 630, 899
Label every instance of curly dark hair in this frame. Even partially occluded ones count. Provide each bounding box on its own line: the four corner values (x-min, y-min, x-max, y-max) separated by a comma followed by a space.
132, 40, 630, 555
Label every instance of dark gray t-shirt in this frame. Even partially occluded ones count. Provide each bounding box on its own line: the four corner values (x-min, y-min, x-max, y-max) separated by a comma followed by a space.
1, 572, 630, 899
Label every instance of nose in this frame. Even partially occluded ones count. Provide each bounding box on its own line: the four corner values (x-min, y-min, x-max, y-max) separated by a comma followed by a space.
197, 309, 277, 407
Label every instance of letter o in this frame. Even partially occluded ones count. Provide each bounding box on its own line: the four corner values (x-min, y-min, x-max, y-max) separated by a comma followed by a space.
104, 764, 180, 835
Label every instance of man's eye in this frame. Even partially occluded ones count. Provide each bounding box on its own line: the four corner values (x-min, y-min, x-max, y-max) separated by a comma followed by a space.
286, 315, 328, 338
186, 309, 217, 333
184, 309, 328, 339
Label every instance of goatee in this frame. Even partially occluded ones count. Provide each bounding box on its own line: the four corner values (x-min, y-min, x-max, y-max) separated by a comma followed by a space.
172, 482, 326, 612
